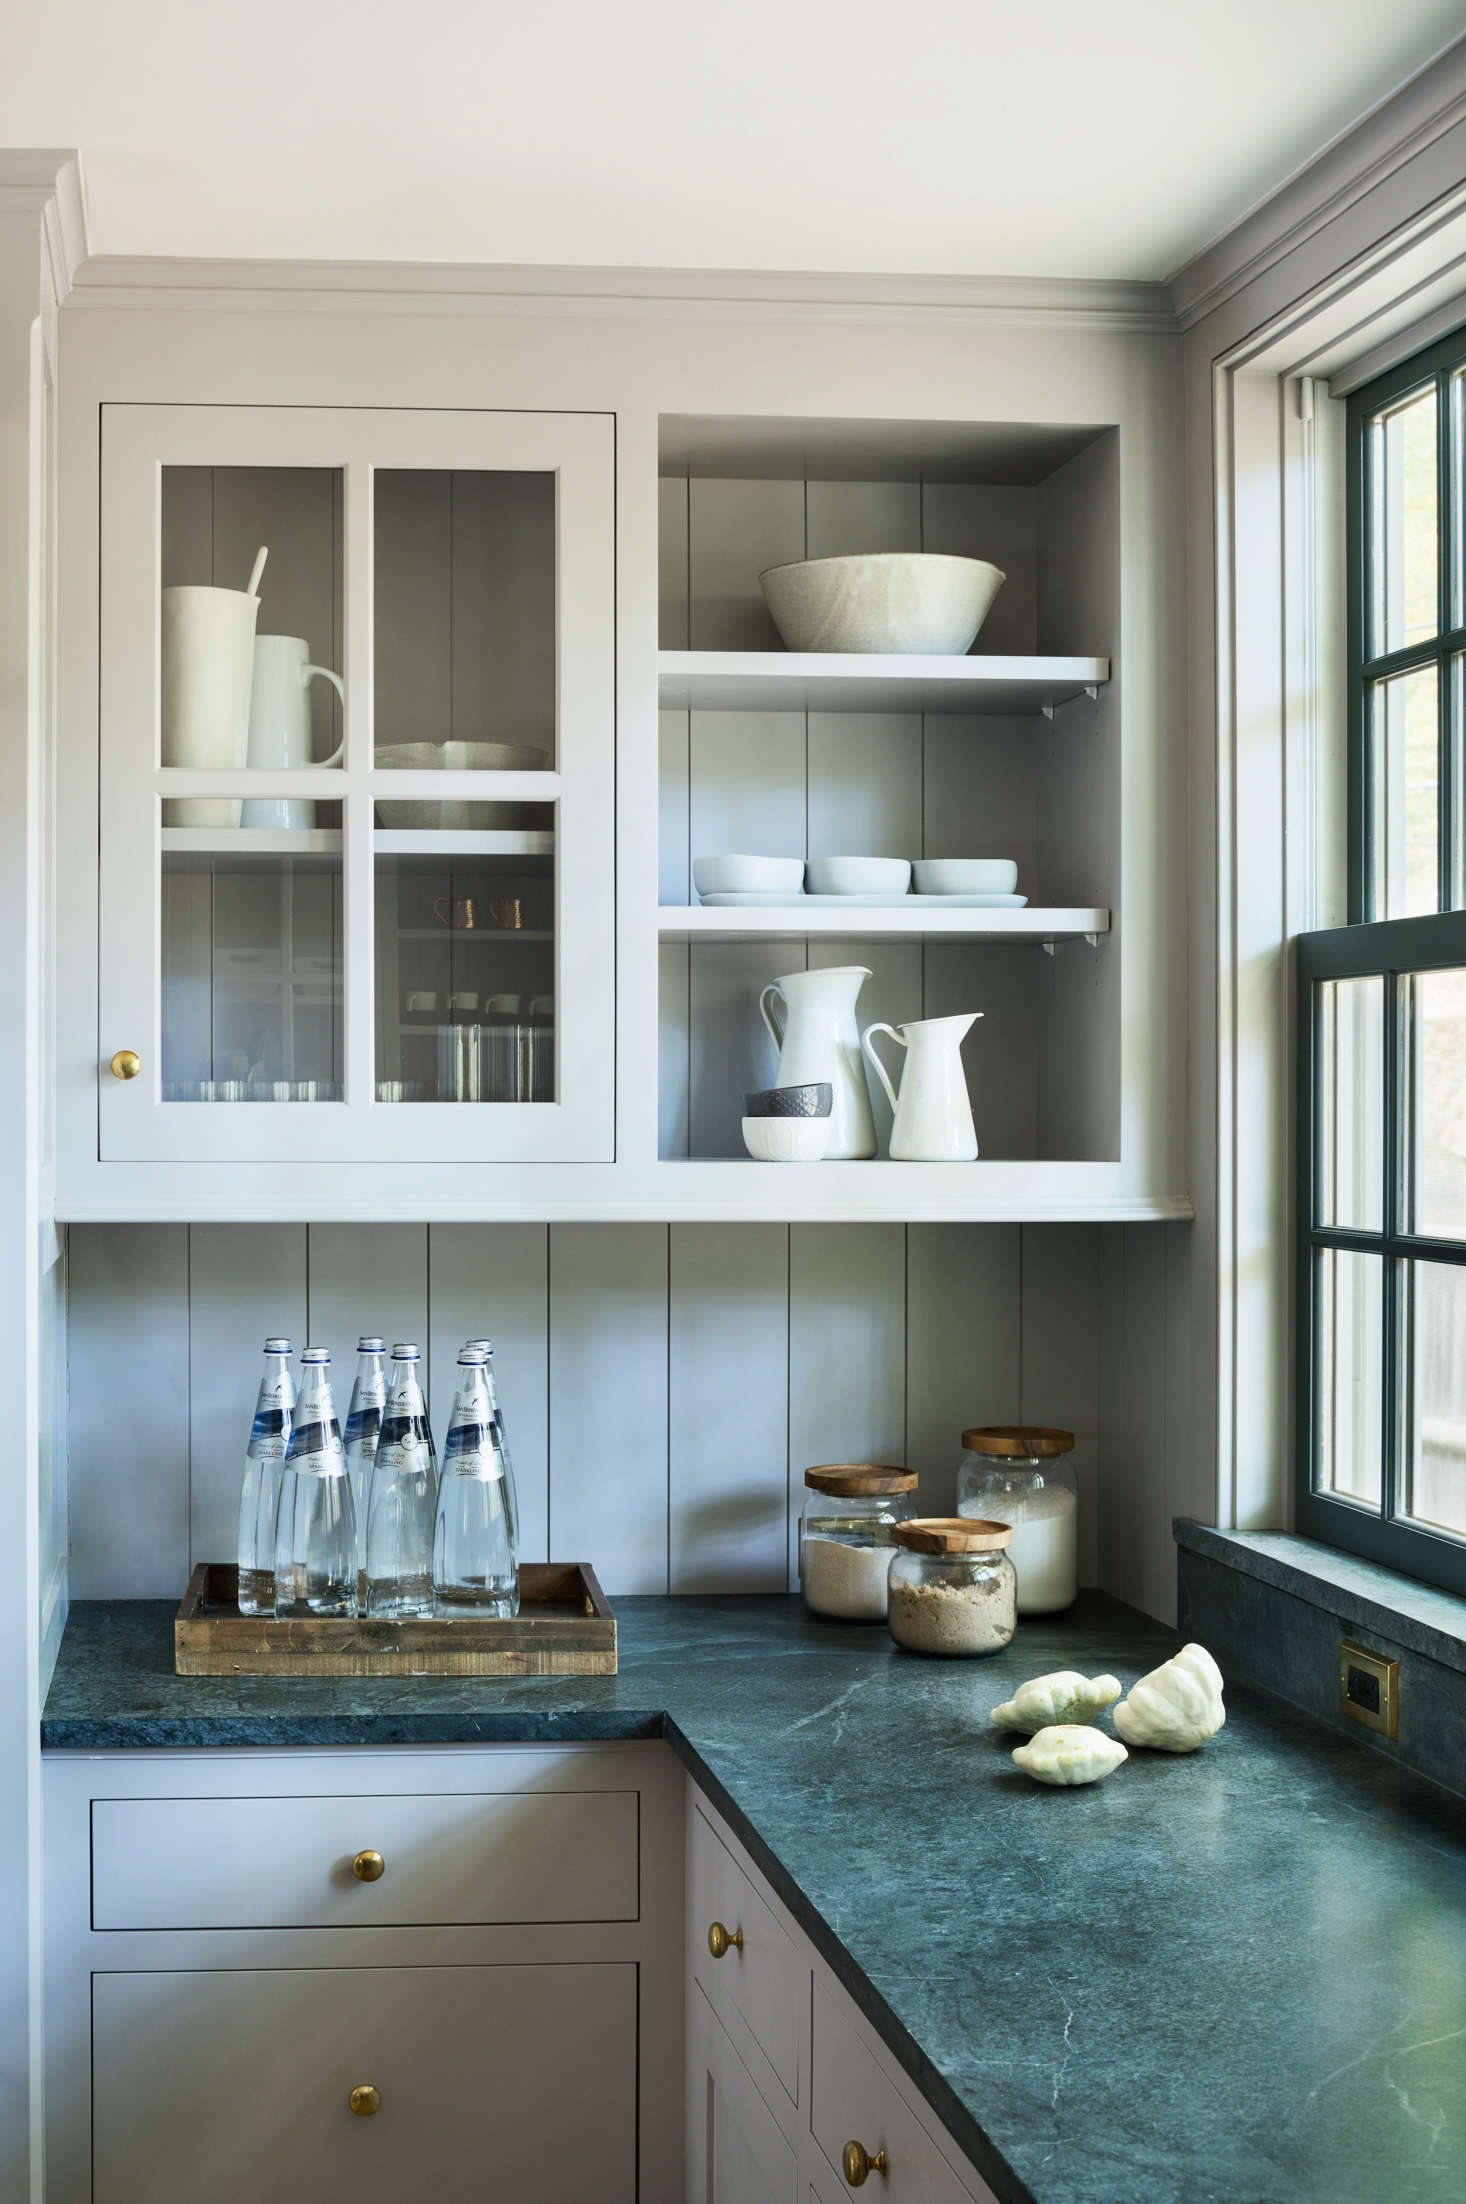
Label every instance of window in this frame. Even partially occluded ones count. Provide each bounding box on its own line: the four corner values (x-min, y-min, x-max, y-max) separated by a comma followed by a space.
1297, 324, 1466, 1594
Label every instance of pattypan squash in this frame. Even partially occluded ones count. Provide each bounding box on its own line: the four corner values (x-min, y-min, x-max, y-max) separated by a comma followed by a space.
1112, 1642, 1224, 1753
1011, 1724, 1128, 1787
990, 1669, 1122, 1733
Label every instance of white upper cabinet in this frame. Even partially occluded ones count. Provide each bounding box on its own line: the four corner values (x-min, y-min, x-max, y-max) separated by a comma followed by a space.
97, 404, 614, 1163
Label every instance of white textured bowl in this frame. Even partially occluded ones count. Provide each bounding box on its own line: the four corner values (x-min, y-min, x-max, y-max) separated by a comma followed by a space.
759, 553, 1005, 656
693, 854, 805, 898
805, 856, 912, 897
912, 858, 1019, 896
742, 1115, 831, 1163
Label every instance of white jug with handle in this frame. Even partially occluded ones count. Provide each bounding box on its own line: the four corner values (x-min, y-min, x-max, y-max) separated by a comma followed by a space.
759, 965, 876, 1160
861, 1012, 982, 1160
161, 545, 268, 827
240, 635, 346, 829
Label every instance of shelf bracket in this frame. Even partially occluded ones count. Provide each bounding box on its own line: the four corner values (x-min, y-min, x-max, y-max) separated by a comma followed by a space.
1040, 703, 1055, 721
1085, 684, 1099, 701
1085, 932, 1101, 949
1041, 940, 1057, 958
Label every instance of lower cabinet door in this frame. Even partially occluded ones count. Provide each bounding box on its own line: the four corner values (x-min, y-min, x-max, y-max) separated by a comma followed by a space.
92, 1963, 637, 2204
687, 1985, 799, 2204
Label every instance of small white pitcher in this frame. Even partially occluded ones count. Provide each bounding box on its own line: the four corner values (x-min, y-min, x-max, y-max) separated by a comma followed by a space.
240, 635, 345, 830
861, 1012, 982, 1161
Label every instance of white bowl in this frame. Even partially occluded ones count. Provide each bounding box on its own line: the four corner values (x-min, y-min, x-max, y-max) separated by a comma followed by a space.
693, 854, 805, 898
805, 856, 912, 897
912, 858, 1019, 896
759, 553, 1005, 656
742, 1115, 831, 1163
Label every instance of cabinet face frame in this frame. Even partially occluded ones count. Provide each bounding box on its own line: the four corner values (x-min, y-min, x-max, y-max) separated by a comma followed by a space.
97, 403, 615, 1163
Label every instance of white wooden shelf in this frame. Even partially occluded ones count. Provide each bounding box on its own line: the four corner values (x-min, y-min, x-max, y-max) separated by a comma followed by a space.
657, 652, 1109, 716
160, 828, 553, 857
659, 905, 1109, 945
396, 927, 553, 944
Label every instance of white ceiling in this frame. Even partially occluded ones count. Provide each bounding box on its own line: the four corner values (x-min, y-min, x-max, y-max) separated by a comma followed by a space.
6, 0, 1464, 279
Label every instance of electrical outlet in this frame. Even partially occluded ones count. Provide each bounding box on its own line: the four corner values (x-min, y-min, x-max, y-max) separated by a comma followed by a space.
1339, 1641, 1399, 1738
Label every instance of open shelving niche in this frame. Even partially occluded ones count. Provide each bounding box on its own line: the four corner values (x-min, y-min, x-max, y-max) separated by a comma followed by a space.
656, 413, 1122, 1173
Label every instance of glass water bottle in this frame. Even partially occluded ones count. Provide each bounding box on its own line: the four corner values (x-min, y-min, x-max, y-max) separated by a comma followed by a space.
235, 1338, 295, 1616
343, 1337, 387, 1586
274, 1348, 357, 1617
364, 1344, 438, 1618
435, 1345, 520, 1616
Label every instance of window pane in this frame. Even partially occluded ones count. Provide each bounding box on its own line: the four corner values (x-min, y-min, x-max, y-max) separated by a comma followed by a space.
1452, 370, 1465, 633
1315, 1248, 1383, 1507
1368, 384, 1438, 658
1317, 975, 1384, 1231
1403, 1260, 1466, 1540
1408, 967, 1466, 1236
1370, 661, 1439, 918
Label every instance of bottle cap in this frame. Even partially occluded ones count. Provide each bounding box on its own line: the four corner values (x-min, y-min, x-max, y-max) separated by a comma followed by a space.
464, 1338, 493, 1355
264, 1337, 292, 1353
458, 1346, 490, 1364
301, 1346, 330, 1364
358, 1335, 384, 1352
391, 1342, 420, 1359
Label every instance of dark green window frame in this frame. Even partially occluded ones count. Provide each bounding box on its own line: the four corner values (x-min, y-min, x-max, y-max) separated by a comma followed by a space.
1297, 322, 1466, 1596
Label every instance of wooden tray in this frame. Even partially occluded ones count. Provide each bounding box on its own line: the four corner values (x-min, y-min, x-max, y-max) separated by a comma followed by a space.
174, 1562, 616, 1678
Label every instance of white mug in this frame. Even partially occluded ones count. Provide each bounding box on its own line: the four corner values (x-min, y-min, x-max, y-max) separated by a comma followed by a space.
240, 635, 345, 830
161, 583, 261, 826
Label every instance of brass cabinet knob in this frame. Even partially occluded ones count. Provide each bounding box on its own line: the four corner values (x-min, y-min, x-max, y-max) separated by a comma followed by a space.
348, 2084, 381, 2118
842, 2140, 889, 2186
109, 1050, 141, 1081
707, 1920, 743, 1959
352, 1849, 385, 1882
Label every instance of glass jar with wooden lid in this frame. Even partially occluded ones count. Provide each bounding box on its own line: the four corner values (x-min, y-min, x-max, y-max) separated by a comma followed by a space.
887, 1518, 1016, 1656
799, 1465, 917, 1622
956, 1426, 1077, 1615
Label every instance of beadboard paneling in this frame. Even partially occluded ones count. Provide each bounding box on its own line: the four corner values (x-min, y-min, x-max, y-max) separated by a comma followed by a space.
64, 1221, 1135, 1608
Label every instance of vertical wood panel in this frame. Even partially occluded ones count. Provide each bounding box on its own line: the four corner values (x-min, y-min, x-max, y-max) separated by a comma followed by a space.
923, 944, 1037, 1160
687, 480, 804, 650
669, 1225, 788, 1591
1019, 1225, 1101, 1588
788, 1225, 906, 1586
159, 467, 213, 589
804, 482, 920, 558
429, 1225, 550, 1564
807, 713, 921, 858
450, 471, 556, 756
659, 710, 690, 905
187, 1225, 308, 1574
689, 942, 802, 1159
372, 470, 451, 745
689, 710, 806, 860
1119, 1222, 1172, 1618
213, 466, 342, 759
549, 1225, 669, 1592
306, 1223, 430, 1417
921, 717, 1037, 882
1097, 1224, 1127, 1599
905, 1225, 1021, 1516
67, 1226, 190, 1599
658, 943, 691, 1160
921, 483, 1037, 655
658, 476, 689, 649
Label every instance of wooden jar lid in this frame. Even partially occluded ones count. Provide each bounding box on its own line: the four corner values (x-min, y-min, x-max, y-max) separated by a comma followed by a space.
959, 1425, 1075, 1458
804, 1464, 918, 1497
892, 1516, 1014, 1553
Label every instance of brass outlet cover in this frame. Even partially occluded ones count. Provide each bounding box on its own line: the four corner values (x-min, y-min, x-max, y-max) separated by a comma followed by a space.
1339, 1641, 1399, 1739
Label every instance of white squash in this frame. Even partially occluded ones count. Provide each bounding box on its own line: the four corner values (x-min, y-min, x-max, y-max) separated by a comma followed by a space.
1112, 1642, 1224, 1753
989, 1670, 1123, 1733
1011, 1725, 1128, 1787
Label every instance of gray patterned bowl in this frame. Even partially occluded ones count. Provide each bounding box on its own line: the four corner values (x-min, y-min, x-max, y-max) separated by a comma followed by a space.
745, 1083, 833, 1120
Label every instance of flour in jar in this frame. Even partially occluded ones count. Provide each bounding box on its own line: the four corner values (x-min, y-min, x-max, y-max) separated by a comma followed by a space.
800, 1531, 894, 1621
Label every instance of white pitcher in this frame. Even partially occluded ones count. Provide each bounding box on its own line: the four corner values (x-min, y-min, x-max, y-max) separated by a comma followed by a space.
160, 581, 261, 826
240, 635, 345, 830
861, 1013, 982, 1161
759, 966, 876, 1160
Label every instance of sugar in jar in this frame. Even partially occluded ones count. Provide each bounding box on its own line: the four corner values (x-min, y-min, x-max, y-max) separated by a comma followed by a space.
799, 1465, 917, 1622
956, 1426, 1077, 1614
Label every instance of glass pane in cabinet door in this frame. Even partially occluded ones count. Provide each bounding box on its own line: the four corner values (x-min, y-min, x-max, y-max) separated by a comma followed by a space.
373, 470, 556, 766
374, 811, 555, 1104
160, 465, 345, 811
161, 849, 343, 1100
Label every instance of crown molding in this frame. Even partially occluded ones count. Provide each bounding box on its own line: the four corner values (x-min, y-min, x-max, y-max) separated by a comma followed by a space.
1167, 33, 1466, 331
66, 252, 1175, 332
0, 150, 88, 303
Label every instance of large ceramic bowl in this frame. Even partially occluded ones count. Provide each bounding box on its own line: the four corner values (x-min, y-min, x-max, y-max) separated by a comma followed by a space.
758, 553, 1005, 656
374, 740, 550, 831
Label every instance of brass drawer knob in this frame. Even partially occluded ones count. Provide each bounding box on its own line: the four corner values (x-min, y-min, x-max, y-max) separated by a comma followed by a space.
348, 2084, 381, 2118
707, 1920, 743, 1959
109, 1050, 141, 1081
352, 1849, 385, 1882
842, 2140, 889, 2186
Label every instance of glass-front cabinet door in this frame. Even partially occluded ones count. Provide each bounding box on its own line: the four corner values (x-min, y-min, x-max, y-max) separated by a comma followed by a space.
98, 405, 613, 1161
